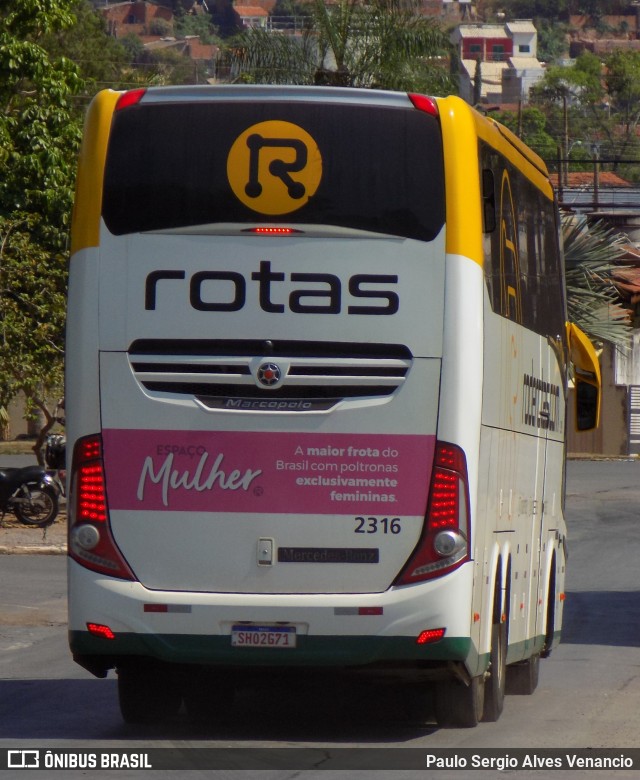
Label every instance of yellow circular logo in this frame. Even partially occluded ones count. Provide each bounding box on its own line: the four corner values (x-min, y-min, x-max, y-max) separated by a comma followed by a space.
227, 120, 322, 216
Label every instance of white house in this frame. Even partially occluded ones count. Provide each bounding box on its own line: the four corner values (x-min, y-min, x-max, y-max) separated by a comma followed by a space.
452, 20, 545, 105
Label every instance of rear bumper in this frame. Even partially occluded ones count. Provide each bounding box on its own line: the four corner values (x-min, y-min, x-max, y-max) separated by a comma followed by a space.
68, 559, 478, 675
70, 630, 475, 677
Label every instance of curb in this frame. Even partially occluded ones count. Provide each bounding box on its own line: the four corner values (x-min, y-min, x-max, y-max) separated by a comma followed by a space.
0, 544, 66, 555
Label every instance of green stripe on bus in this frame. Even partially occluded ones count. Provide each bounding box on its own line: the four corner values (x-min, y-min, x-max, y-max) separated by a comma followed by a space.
70, 630, 475, 668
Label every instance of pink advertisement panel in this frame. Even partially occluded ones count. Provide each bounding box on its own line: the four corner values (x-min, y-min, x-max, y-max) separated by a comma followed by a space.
102, 430, 434, 516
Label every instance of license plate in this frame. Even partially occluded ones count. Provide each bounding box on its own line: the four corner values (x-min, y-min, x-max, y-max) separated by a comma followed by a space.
231, 624, 297, 648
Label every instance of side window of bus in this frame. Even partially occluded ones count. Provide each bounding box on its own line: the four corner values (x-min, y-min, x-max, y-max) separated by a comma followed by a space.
480, 142, 564, 339
482, 169, 496, 233
481, 154, 521, 324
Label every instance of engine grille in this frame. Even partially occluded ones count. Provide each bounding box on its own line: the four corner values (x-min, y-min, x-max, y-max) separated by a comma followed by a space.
129, 339, 411, 410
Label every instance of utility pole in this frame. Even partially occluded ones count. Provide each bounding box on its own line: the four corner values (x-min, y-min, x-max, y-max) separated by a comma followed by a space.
563, 92, 569, 186
517, 99, 523, 137
592, 145, 600, 212
557, 145, 563, 203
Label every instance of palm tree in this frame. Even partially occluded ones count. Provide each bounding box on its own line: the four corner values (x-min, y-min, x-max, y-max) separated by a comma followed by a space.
563, 214, 631, 348
227, 0, 455, 94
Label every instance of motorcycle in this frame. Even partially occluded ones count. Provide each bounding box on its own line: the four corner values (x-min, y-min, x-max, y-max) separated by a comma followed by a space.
45, 433, 66, 499
0, 463, 60, 528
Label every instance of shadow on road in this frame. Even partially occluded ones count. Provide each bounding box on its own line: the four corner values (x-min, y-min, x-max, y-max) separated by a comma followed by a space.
0, 676, 439, 742
561, 590, 640, 647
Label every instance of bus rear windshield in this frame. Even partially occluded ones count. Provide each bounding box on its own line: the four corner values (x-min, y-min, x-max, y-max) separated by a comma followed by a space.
102, 100, 445, 242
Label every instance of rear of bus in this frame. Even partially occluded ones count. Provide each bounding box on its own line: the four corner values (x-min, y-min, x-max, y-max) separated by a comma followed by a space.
67, 86, 476, 720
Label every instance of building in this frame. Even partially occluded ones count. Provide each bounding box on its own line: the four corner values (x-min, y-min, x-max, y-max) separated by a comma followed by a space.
99, 0, 173, 38
234, 4, 269, 29
451, 21, 545, 105
98, 1, 219, 79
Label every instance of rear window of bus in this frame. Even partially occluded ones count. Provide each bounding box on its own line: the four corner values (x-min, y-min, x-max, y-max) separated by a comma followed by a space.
102, 100, 445, 242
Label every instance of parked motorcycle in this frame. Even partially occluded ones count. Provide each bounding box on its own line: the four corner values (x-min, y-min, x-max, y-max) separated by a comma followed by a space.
0, 464, 59, 528
45, 433, 66, 498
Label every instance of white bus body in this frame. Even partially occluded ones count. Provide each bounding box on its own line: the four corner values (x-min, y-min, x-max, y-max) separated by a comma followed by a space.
66, 86, 599, 727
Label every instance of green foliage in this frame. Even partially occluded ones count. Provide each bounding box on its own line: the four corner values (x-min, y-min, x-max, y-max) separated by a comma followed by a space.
493, 107, 558, 160
480, 0, 568, 22
0, 0, 83, 449
228, 0, 455, 93
605, 51, 640, 126
120, 33, 145, 64
531, 59, 597, 107
535, 20, 569, 63
140, 46, 198, 85
41, 1, 130, 95
271, 0, 310, 18
563, 215, 631, 348
530, 49, 640, 178
149, 18, 173, 37
174, 9, 221, 44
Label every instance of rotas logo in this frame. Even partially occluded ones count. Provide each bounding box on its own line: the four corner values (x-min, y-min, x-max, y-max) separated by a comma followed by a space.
227, 121, 322, 215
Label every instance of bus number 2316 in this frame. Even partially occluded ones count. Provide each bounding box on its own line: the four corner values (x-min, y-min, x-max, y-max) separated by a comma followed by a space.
354, 517, 402, 534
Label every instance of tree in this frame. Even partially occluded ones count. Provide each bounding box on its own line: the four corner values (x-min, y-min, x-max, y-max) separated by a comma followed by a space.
602, 51, 640, 177
473, 57, 482, 106
563, 215, 631, 348
530, 55, 600, 121
531, 51, 640, 180
492, 106, 558, 161
41, 0, 130, 96
174, 7, 221, 44
490, 0, 568, 17
270, 0, 310, 25
227, 0, 455, 94
535, 19, 569, 63
530, 54, 604, 182
0, 0, 83, 458
138, 45, 199, 85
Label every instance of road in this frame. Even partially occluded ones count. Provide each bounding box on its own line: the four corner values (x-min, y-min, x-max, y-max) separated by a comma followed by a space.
0, 460, 639, 778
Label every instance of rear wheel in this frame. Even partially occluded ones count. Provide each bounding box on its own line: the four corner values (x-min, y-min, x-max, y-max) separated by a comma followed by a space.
506, 653, 540, 695
434, 674, 484, 728
542, 561, 557, 658
482, 621, 506, 721
117, 665, 182, 724
13, 485, 58, 527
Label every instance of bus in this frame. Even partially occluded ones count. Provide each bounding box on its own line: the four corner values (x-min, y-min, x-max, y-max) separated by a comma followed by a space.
66, 85, 600, 728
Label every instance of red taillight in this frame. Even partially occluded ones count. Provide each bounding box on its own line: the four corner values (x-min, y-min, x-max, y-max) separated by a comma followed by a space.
78, 458, 107, 522
87, 622, 116, 640
115, 88, 146, 111
69, 434, 135, 581
394, 441, 470, 586
408, 93, 439, 117
429, 444, 466, 529
74, 436, 107, 523
243, 227, 302, 235
416, 628, 446, 645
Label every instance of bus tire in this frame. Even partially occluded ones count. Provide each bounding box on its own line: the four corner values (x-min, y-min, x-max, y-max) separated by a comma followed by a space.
117, 665, 182, 724
482, 621, 506, 721
506, 653, 540, 695
434, 675, 484, 728
542, 560, 557, 658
